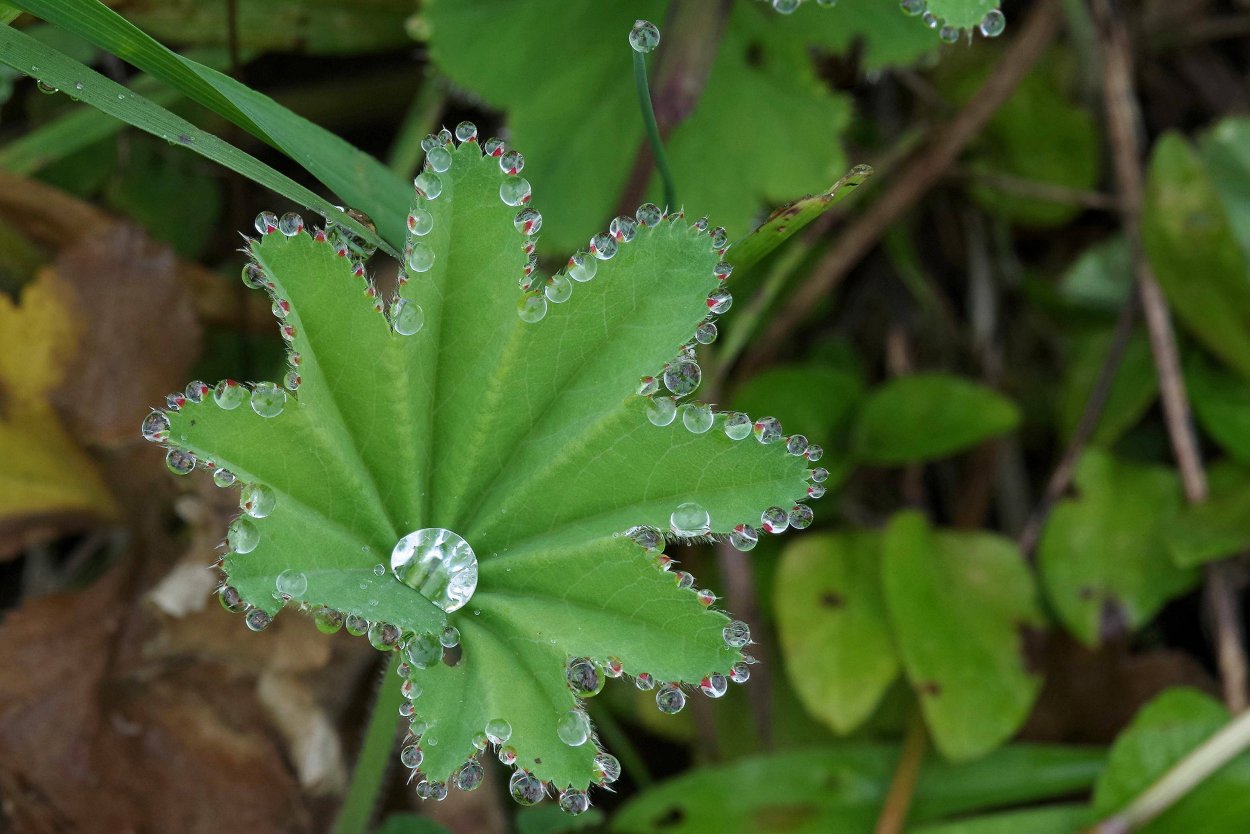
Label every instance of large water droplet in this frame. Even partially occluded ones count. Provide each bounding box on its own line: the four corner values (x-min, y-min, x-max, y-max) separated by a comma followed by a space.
772, 0, 800, 12
407, 208, 434, 237
939, 24, 960, 43
345, 614, 369, 637
730, 662, 751, 683
391, 528, 478, 613
556, 709, 591, 746
509, 770, 544, 806
250, 382, 286, 418
589, 232, 617, 260
239, 483, 276, 519
499, 150, 525, 175
730, 524, 758, 552
753, 416, 782, 444
787, 434, 809, 456
406, 632, 442, 668
610, 215, 638, 242
701, 674, 728, 698
636, 202, 663, 226
244, 609, 272, 631
456, 759, 484, 791
656, 683, 687, 714
278, 212, 304, 237
559, 789, 591, 816
455, 121, 478, 143
228, 517, 260, 554
514, 207, 542, 235
595, 753, 621, 784
219, 585, 248, 613
254, 211, 278, 235
400, 744, 423, 769
391, 298, 425, 335
670, 502, 710, 537
646, 396, 677, 427
707, 289, 732, 314
544, 273, 573, 304
681, 403, 714, 434
789, 504, 814, 529
761, 506, 789, 534
368, 621, 402, 651
566, 657, 605, 697
723, 412, 752, 440
406, 242, 436, 273
141, 411, 170, 442
275, 569, 307, 598
439, 626, 461, 648
485, 717, 512, 745
517, 293, 548, 323
723, 620, 751, 648
635, 672, 655, 691
629, 19, 660, 53
314, 606, 344, 634
426, 146, 452, 173
212, 468, 236, 488
806, 445, 825, 462
214, 379, 246, 409
900, 0, 925, 15
662, 359, 701, 396
414, 172, 443, 199
567, 253, 597, 282
980, 9, 1006, 37
499, 176, 532, 206
695, 322, 718, 345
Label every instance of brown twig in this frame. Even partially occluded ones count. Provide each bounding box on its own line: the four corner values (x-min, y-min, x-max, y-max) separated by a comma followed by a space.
615, 0, 733, 215
954, 165, 1119, 211
873, 711, 928, 834
1092, 0, 1248, 713
739, 0, 1063, 377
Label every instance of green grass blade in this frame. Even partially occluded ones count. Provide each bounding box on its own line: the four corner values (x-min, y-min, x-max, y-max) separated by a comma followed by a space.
0, 25, 394, 258
9, 0, 411, 248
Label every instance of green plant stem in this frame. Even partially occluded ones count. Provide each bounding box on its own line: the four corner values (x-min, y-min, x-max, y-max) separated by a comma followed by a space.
873, 711, 929, 834
586, 701, 654, 788
386, 70, 446, 178
333, 652, 405, 834
1093, 708, 1250, 832
633, 49, 677, 212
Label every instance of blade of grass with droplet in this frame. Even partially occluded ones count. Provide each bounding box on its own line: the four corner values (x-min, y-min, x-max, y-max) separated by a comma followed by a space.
8, 0, 411, 248
0, 25, 394, 258
727, 164, 873, 272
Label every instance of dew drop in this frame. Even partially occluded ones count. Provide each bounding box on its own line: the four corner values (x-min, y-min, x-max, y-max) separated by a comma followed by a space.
141, 411, 170, 442
786, 434, 809, 456
700, 674, 728, 698
250, 382, 286, 418
391, 299, 426, 335
509, 770, 544, 806
730, 524, 758, 552
980, 9, 1006, 37
212, 468, 236, 488
629, 19, 661, 52
595, 752, 622, 784
244, 609, 272, 631
368, 621, 402, 651
629, 527, 661, 550
373, 563, 386, 577
517, 293, 548, 323
681, 403, 714, 434
254, 211, 279, 235
185, 380, 210, 403
604, 657, 624, 678
811, 467, 829, 483
400, 744, 423, 769
426, 146, 453, 173
239, 483, 276, 519
696, 588, 716, 606
278, 212, 304, 236
730, 662, 751, 684
789, 504, 815, 529
407, 208, 434, 237
656, 683, 687, 714
634, 672, 655, 691
670, 502, 711, 537
566, 656, 605, 697
761, 506, 789, 534
939, 24, 960, 43
241, 263, 267, 289
713, 261, 733, 281
806, 445, 825, 462
635, 202, 663, 226
454, 121, 478, 143
662, 359, 701, 396
772, 0, 800, 12
414, 172, 443, 199
707, 289, 732, 313
723, 412, 752, 440
710, 227, 729, 249
439, 626, 461, 648
456, 759, 484, 791
923, 11, 939, 28
541, 274, 572, 304
227, 517, 260, 554
219, 585, 248, 613
514, 207, 542, 235
646, 396, 677, 426
483, 137, 506, 156
567, 253, 597, 282
556, 709, 591, 746
499, 150, 525, 175
417, 780, 448, 801
165, 448, 196, 475
723, 620, 751, 648
314, 606, 344, 634
900, 0, 925, 15
674, 571, 694, 590
637, 376, 659, 396
589, 232, 617, 260
808, 484, 827, 499
406, 632, 443, 668
498, 745, 517, 766
391, 528, 478, 613
499, 176, 532, 206
406, 242, 436, 274
214, 379, 246, 409
609, 215, 638, 242
753, 416, 782, 444
695, 322, 718, 345
36, 80, 58, 95
559, 789, 591, 816
485, 717, 513, 745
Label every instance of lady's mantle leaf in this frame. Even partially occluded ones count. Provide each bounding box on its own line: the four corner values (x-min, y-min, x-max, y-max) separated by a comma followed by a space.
151, 131, 817, 797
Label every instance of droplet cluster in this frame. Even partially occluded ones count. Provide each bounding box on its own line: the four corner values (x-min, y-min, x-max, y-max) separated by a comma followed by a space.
897, 0, 1006, 40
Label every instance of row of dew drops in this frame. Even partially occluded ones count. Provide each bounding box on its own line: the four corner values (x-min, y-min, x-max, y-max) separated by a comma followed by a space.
762, 0, 1008, 44
396, 619, 756, 813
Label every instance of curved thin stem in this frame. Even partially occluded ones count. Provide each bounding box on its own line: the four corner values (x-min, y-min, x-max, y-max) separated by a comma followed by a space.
633, 49, 677, 212
333, 652, 405, 834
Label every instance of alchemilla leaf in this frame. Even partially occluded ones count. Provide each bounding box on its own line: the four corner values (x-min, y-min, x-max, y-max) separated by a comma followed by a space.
145, 129, 818, 807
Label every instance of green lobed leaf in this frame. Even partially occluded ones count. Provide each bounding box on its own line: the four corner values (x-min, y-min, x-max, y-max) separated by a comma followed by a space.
1038, 450, 1199, 647
909, 805, 1090, 834
10, 0, 412, 249
0, 24, 390, 257
1186, 351, 1250, 465
772, 1, 938, 68
1093, 688, 1250, 832
154, 136, 816, 795
371, 814, 453, 834
851, 374, 1020, 465
612, 744, 1103, 834
1199, 117, 1250, 260
775, 531, 899, 735
922, 0, 1002, 30
1058, 236, 1133, 313
1143, 132, 1250, 384
1165, 461, 1250, 569
883, 512, 1043, 762
422, 0, 854, 254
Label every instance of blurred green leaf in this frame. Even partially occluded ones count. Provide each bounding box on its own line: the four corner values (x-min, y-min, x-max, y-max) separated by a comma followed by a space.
851, 374, 1020, 465
774, 1, 937, 69
423, 0, 855, 253
883, 512, 1043, 762
1093, 689, 1250, 832
1058, 236, 1131, 313
1186, 352, 1250, 465
1166, 461, 1250, 569
1058, 328, 1157, 446
960, 50, 1099, 227
1143, 132, 1250, 383
104, 137, 223, 258
516, 804, 606, 834
909, 805, 1090, 834
1199, 117, 1250, 260
733, 364, 863, 486
10, 0, 410, 249
371, 814, 452, 834
775, 531, 898, 735
612, 744, 1103, 834
1038, 450, 1198, 647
